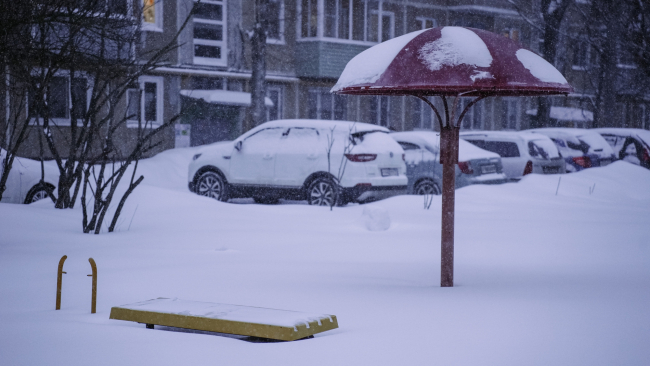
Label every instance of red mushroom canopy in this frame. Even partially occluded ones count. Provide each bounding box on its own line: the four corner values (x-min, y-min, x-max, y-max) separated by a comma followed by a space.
331, 27, 573, 97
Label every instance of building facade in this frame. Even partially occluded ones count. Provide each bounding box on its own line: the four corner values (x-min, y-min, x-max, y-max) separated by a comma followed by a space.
4, 0, 648, 159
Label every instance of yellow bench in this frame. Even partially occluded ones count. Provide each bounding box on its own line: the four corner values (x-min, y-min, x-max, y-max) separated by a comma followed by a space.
110, 298, 338, 341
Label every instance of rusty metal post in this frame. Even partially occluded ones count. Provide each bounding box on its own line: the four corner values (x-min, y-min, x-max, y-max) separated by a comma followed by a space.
439, 126, 459, 287
88, 258, 97, 314
56, 255, 67, 310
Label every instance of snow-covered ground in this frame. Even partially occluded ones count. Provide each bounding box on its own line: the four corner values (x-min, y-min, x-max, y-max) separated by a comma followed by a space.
1, 147, 649, 366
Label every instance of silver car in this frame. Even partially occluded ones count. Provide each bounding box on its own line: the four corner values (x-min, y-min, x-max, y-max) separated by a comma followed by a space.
460, 131, 565, 179
391, 131, 507, 195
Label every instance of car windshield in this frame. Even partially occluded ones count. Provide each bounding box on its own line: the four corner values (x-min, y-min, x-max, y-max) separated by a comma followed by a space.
576, 133, 613, 155
529, 139, 560, 159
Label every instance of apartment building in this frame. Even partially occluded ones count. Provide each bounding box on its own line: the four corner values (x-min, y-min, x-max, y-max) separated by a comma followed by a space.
7, 0, 645, 159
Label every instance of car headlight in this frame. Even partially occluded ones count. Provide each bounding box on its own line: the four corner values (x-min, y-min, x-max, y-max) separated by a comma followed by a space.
192, 153, 202, 161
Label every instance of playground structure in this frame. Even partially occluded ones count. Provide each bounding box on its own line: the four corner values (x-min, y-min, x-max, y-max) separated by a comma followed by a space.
110, 298, 339, 341
55, 255, 97, 314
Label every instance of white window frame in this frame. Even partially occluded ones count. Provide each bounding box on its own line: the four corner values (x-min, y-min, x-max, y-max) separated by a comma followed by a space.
142, 0, 163, 32
297, 0, 392, 45
412, 97, 434, 130
193, 0, 228, 67
369, 9, 394, 42
28, 71, 93, 127
572, 38, 591, 71
308, 87, 346, 120
415, 16, 437, 30
503, 97, 521, 130
126, 75, 164, 128
370, 96, 390, 127
267, 0, 286, 44
267, 86, 284, 121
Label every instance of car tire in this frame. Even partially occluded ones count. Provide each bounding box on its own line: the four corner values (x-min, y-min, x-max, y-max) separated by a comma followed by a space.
307, 177, 340, 206
24, 183, 53, 204
196, 171, 229, 202
414, 180, 441, 196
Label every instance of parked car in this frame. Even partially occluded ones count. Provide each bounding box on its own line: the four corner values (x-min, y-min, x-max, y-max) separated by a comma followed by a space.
594, 128, 650, 169
529, 128, 616, 172
390, 131, 507, 195
188, 119, 408, 205
460, 131, 565, 179
0, 149, 58, 204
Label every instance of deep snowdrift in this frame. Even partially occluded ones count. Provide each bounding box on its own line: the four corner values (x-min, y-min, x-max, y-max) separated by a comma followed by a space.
1, 147, 649, 366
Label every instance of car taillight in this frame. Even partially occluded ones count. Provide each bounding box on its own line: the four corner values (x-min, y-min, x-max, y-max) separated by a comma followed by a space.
457, 161, 473, 174
643, 148, 650, 162
572, 156, 592, 168
345, 154, 377, 162
523, 160, 533, 175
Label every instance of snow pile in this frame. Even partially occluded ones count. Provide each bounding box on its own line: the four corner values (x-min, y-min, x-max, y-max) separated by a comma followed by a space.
331, 29, 427, 92
1, 146, 649, 366
418, 27, 493, 72
516, 49, 568, 84
362, 206, 391, 231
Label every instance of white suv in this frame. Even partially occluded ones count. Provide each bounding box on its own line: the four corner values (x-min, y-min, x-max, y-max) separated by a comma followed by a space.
188, 119, 408, 205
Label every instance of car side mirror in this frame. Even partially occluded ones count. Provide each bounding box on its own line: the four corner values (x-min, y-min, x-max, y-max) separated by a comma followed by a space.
235, 140, 243, 152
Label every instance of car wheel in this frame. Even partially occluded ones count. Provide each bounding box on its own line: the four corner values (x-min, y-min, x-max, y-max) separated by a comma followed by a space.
24, 184, 53, 204
307, 177, 339, 206
414, 180, 441, 195
196, 171, 229, 201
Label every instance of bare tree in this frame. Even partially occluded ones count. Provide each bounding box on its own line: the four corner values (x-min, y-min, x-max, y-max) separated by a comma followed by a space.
247, 0, 272, 131
509, 0, 575, 128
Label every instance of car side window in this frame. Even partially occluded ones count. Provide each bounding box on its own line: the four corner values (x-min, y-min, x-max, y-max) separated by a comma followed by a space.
482, 141, 520, 158
283, 127, 320, 149
241, 128, 285, 151
397, 142, 420, 151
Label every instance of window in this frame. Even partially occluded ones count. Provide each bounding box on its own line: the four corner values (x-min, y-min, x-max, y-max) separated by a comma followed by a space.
301, 0, 395, 43
308, 88, 346, 120
126, 76, 163, 128
193, 0, 227, 66
267, 0, 285, 43
397, 141, 420, 151
503, 98, 520, 130
572, 39, 595, 70
415, 17, 436, 30
483, 141, 520, 158
457, 98, 483, 130
411, 97, 433, 130
503, 28, 519, 42
143, 0, 163, 31
29, 75, 90, 124
267, 86, 283, 121
369, 96, 389, 127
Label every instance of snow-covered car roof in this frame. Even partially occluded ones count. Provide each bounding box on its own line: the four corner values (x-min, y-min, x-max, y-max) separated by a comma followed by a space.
391, 131, 500, 161
594, 128, 650, 147
460, 130, 551, 144
248, 119, 390, 136
530, 128, 614, 156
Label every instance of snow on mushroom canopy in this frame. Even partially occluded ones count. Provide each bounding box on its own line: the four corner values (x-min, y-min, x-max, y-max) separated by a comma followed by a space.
332, 26, 573, 96
516, 49, 568, 84
331, 29, 427, 92
417, 27, 493, 72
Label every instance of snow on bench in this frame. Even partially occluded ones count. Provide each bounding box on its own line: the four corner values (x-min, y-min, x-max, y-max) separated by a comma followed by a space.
109, 298, 338, 341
